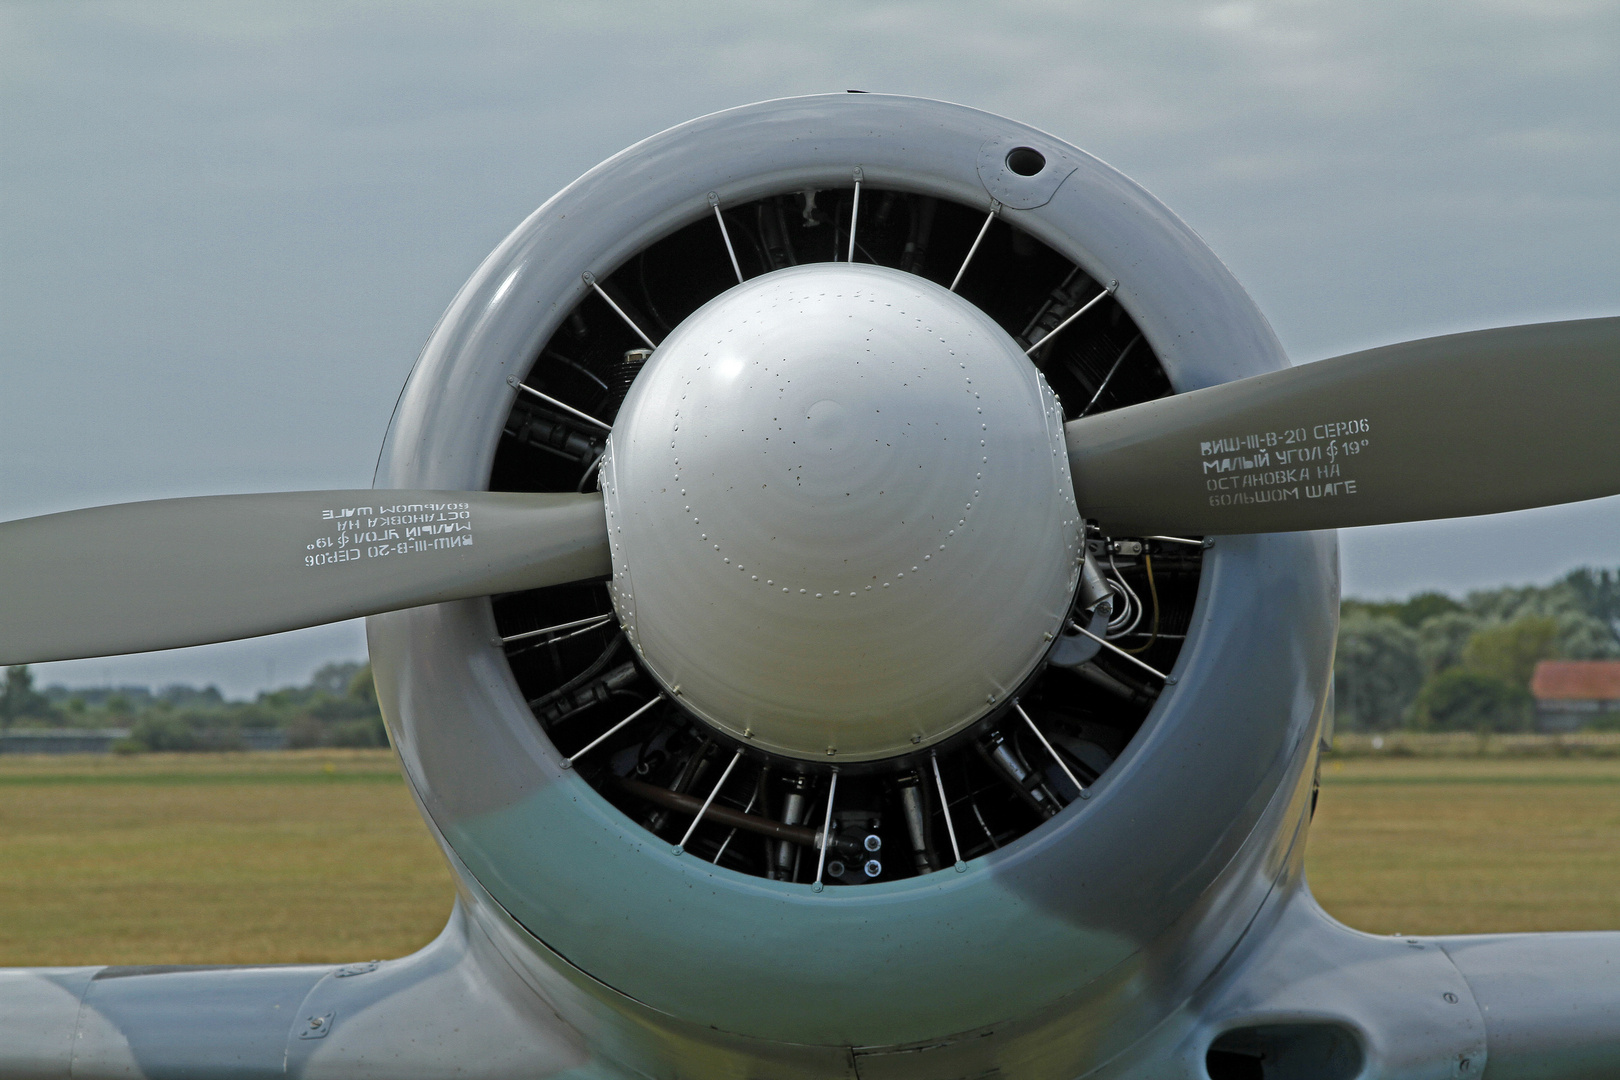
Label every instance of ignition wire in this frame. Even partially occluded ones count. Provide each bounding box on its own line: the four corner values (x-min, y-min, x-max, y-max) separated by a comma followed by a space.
1124, 554, 1160, 655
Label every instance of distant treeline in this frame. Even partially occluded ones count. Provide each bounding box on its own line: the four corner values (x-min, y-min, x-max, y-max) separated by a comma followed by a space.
6, 567, 1618, 748
1336, 568, 1620, 734
0, 662, 385, 751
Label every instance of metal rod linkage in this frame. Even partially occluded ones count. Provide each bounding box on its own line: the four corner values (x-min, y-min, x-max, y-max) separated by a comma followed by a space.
949, 200, 1000, 292
618, 776, 860, 852
1014, 702, 1087, 798
931, 753, 967, 872
1068, 623, 1175, 684
1143, 535, 1206, 547
581, 271, 656, 349
812, 770, 839, 892
1024, 281, 1119, 357
675, 748, 744, 855
845, 167, 863, 263
562, 694, 665, 768
501, 613, 614, 646
709, 192, 744, 284
507, 377, 613, 433
1079, 334, 1141, 417
711, 788, 759, 864
577, 448, 607, 493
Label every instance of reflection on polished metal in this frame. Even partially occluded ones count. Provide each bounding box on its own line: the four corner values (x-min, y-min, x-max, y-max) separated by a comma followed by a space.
1068, 623, 1173, 683
932, 753, 967, 872
581, 271, 657, 349
708, 192, 744, 284
562, 694, 666, 768
812, 769, 839, 893
508, 378, 613, 432
674, 748, 744, 855
1014, 701, 1085, 796
601, 264, 1083, 761
949, 201, 999, 293
1024, 281, 1117, 357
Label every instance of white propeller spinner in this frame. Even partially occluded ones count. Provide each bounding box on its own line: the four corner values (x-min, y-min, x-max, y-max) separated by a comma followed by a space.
602, 264, 1083, 761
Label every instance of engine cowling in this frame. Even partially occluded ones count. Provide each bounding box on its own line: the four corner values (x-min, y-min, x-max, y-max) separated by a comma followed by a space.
368, 92, 1336, 1073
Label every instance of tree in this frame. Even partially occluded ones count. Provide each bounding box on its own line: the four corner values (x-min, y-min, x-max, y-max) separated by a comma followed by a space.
1410, 669, 1532, 733
347, 664, 378, 711
1564, 567, 1620, 633
1554, 610, 1620, 661
1416, 611, 1484, 677
0, 665, 52, 729
1333, 613, 1424, 731
312, 661, 365, 696
1463, 615, 1560, 688
1342, 592, 1462, 629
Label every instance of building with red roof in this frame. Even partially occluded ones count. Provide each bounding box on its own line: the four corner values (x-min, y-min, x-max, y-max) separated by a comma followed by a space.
1531, 660, 1620, 732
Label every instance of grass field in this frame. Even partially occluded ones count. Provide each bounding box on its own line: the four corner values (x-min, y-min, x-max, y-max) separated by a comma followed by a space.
1308, 755, 1620, 935
0, 750, 453, 966
5, 750, 1620, 966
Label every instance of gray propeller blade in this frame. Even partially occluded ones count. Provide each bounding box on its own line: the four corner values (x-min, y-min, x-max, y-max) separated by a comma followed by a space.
1066, 316, 1620, 536
0, 490, 610, 665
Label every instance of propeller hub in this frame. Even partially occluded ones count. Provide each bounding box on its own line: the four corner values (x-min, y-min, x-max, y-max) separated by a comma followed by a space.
601, 264, 1082, 762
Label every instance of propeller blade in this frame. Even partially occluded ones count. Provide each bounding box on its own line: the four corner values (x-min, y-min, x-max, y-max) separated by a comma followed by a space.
0, 490, 610, 665
1065, 317, 1620, 536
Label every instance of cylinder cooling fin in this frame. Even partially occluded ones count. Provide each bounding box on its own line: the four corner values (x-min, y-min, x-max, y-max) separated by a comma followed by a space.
488, 182, 1204, 887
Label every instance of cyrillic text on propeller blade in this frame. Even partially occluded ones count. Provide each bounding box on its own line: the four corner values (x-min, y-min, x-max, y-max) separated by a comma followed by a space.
1198, 420, 1372, 512
305, 502, 475, 568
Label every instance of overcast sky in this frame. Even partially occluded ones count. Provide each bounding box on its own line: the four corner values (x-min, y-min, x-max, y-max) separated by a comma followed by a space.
4, 2, 1618, 697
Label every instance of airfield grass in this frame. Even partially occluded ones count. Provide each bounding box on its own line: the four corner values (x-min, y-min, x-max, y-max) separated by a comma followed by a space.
6, 750, 1620, 965
0, 750, 453, 966
1308, 755, 1620, 935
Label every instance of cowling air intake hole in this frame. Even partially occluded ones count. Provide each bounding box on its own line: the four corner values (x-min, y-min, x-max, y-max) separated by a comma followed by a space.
1005, 146, 1046, 176
1205, 1023, 1365, 1080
